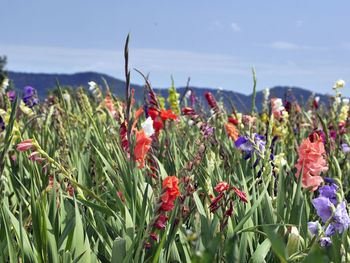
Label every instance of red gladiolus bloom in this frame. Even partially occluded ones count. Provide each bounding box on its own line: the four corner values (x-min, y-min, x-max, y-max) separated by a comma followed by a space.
160, 109, 177, 121
228, 117, 239, 125
150, 232, 158, 242
214, 182, 230, 193
153, 119, 164, 132
134, 129, 152, 168
204, 92, 218, 109
182, 107, 195, 115
232, 186, 248, 203
160, 176, 180, 211
154, 214, 168, 229
148, 107, 159, 120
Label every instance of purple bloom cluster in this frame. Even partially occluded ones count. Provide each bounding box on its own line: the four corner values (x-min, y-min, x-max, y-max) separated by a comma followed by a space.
342, 143, 350, 154
234, 133, 266, 160
23, 86, 39, 108
308, 178, 350, 247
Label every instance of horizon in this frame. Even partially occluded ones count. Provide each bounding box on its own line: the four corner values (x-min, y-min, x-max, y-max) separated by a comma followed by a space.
7, 70, 341, 97
2, 1, 350, 96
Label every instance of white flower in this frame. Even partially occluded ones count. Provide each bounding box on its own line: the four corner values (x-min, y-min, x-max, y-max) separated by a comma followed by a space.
343, 98, 350, 105
333, 79, 345, 89
185, 90, 192, 98
315, 96, 320, 102
88, 81, 97, 91
272, 98, 285, 112
141, 117, 155, 137
335, 97, 341, 104
62, 93, 71, 102
188, 120, 194, 126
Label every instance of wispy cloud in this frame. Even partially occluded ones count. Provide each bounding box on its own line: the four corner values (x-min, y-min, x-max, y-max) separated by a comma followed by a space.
230, 22, 241, 32
269, 41, 327, 51
0, 44, 250, 76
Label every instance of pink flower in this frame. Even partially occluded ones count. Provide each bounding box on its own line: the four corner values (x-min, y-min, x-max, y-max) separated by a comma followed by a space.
295, 133, 328, 191
28, 151, 45, 163
17, 139, 35, 152
214, 182, 230, 193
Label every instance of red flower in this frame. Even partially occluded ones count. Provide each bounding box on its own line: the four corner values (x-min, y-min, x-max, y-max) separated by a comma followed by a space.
150, 232, 158, 242
148, 107, 159, 120
204, 92, 218, 109
160, 176, 180, 211
134, 129, 152, 168
232, 186, 248, 203
228, 117, 239, 125
160, 109, 177, 121
214, 182, 230, 193
154, 214, 168, 229
153, 118, 164, 132
182, 107, 195, 115
209, 193, 224, 213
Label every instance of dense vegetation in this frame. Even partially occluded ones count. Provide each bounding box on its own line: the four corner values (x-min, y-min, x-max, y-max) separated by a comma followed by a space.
0, 44, 350, 262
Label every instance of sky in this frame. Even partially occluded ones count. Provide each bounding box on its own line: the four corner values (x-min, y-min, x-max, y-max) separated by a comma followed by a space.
2, 0, 350, 96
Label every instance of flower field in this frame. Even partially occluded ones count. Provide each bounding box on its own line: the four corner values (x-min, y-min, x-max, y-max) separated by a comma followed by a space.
1, 48, 350, 262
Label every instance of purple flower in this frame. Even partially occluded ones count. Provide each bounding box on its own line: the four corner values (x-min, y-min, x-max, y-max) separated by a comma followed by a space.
324, 177, 335, 184
308, 221, 320, 236
7, 90, 16, 102
342, 143, 350, 153
320, 237, 332, 247
235, 133, 266, 160
201, 124, 214, 138
325, 224, 335, 236
312, 197, 333, 223
332, 201, 350, 234
319, 184, 338, 205
23, 86, 39, 108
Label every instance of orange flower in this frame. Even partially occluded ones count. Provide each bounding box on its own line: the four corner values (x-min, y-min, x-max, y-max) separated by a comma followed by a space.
225, 122, 239, 141
295, 133, 328, 191
160, 176, 180, 211
134, 129, 152, 168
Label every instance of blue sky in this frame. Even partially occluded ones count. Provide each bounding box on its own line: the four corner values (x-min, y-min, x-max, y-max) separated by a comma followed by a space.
2, 0, 350, 95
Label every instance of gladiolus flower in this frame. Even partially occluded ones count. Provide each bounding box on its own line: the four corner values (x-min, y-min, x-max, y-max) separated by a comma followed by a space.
232, 186, 248, 203
225, 122, 238, 141
141, 117, 155, 137
214, 182, 230, 193
295, 133, 328, 191
160, 109, 177, 121
160, 176, 180, 211
134, 129, 152, 168
154, 214, 168, 230
17, 139, 35, 152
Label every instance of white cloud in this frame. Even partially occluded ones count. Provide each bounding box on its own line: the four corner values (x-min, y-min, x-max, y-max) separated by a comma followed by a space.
271, 41, 300, 50
230, 22, 241, 32
270, 41, 327, 51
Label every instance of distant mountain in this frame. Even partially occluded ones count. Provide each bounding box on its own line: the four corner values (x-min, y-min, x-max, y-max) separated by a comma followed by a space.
8, 71, 330, 112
